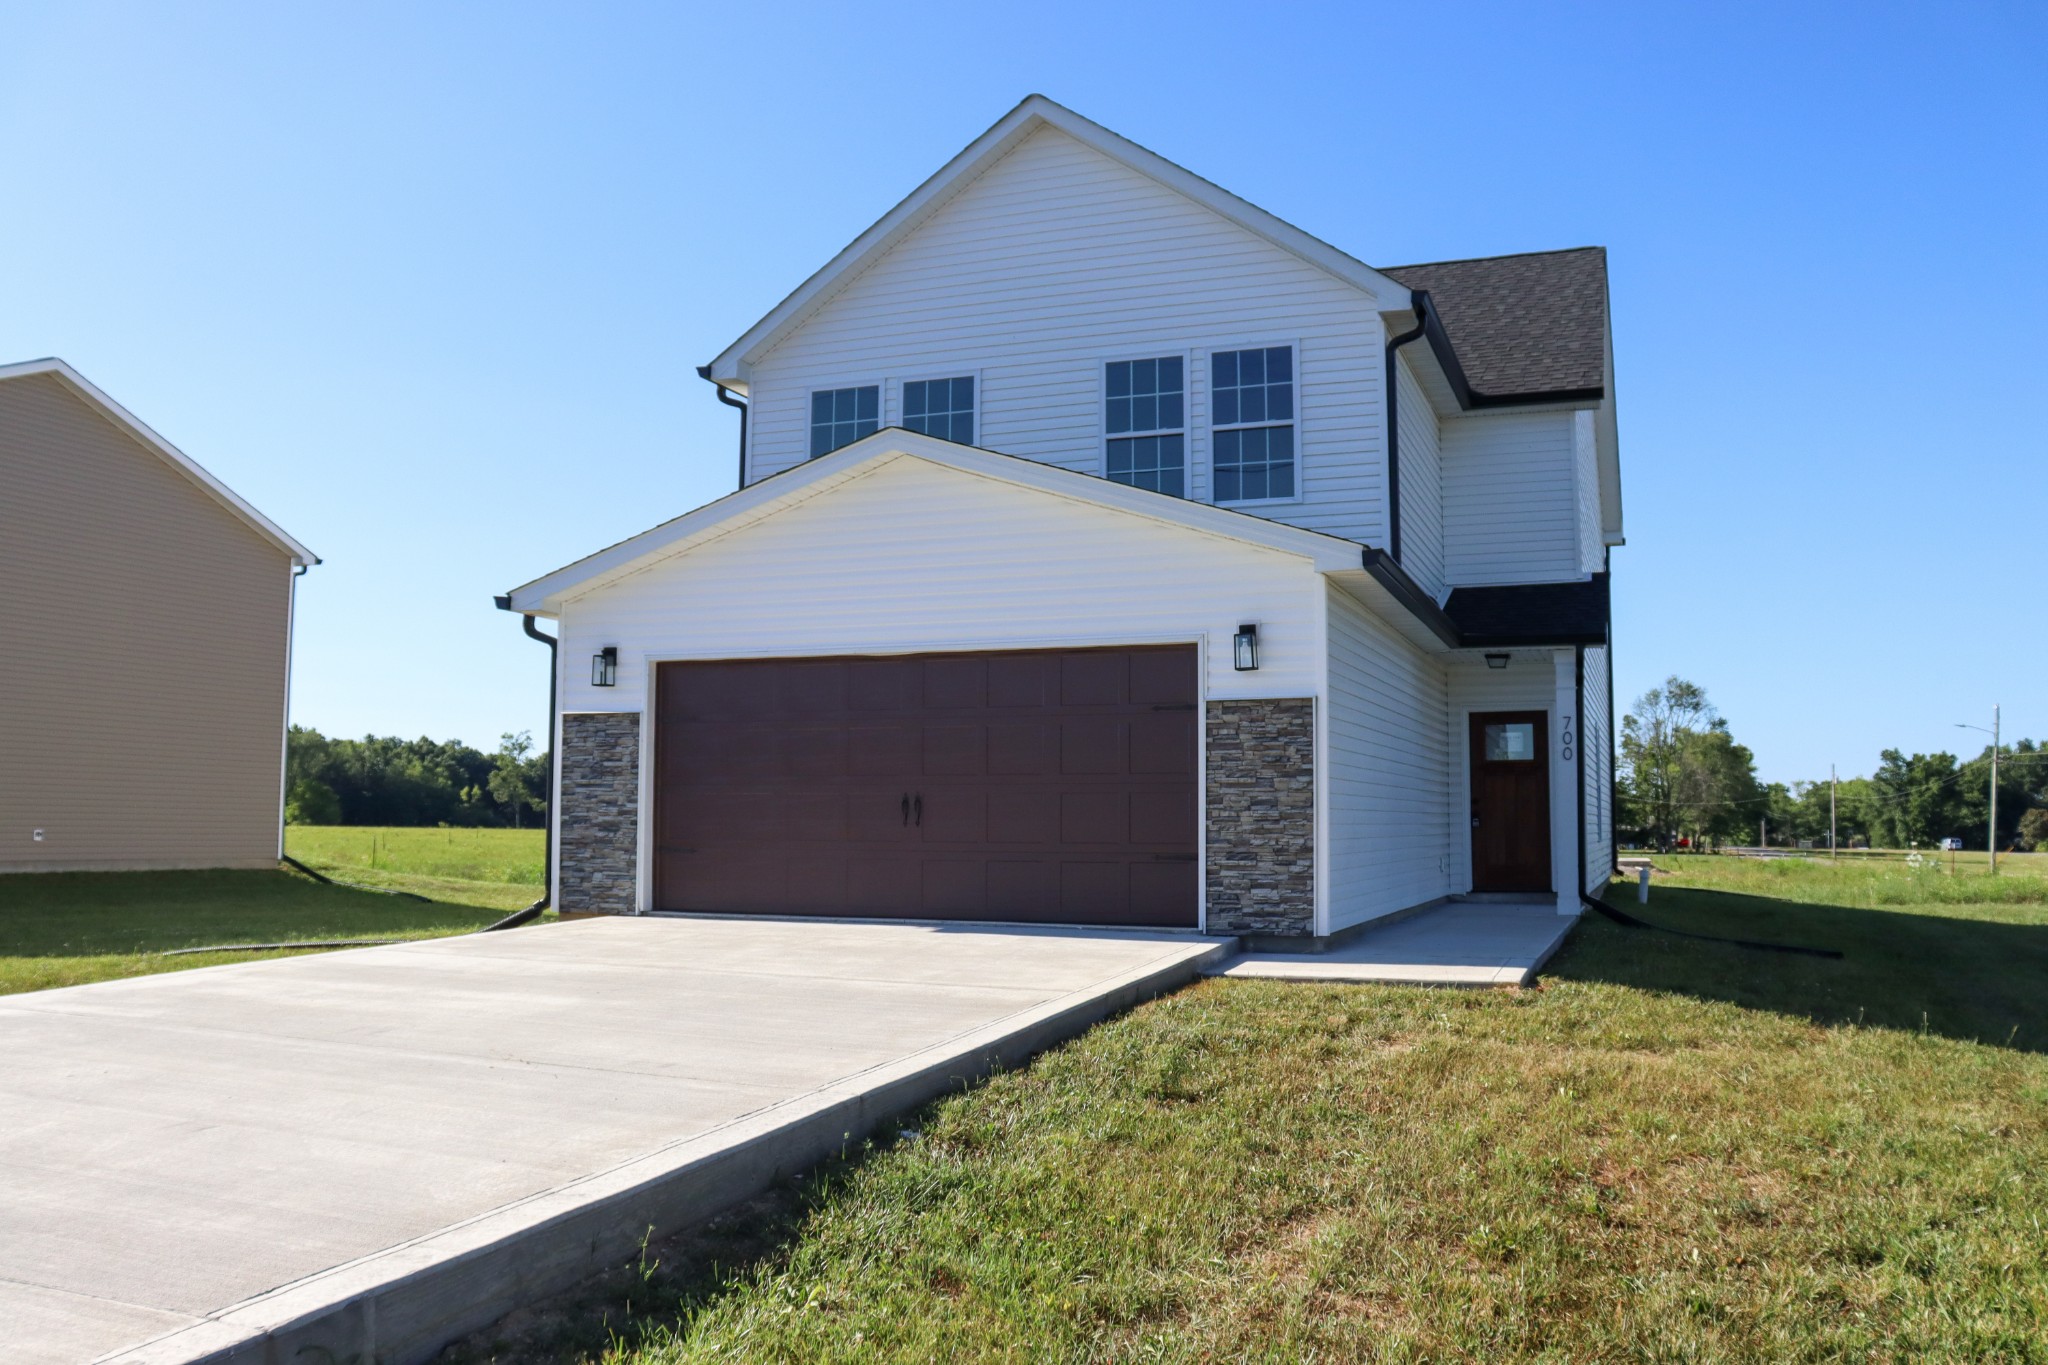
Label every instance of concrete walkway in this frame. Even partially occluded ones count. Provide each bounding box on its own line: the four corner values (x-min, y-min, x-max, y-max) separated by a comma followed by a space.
1210, 900, 1576, 987
0, 916, 1228, 1365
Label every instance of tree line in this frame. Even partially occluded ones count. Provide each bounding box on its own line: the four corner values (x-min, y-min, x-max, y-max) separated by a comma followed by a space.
1617, 676, 2046, 852
285, 726, 548, 827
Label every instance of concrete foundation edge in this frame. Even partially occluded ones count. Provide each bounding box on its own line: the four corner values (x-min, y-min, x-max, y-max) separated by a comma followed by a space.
106, 936, 1235, 1365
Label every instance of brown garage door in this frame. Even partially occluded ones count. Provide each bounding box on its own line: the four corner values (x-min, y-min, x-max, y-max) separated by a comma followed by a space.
654, 646, 1198, 926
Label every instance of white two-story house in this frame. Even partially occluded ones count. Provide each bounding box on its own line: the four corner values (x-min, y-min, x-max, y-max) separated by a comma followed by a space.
502, 96, 1621, 944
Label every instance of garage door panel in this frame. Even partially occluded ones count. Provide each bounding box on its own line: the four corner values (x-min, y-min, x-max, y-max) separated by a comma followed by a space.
1130, 714, 1196, 774
656, 647, 1197, 927
919, 788, 987, 844
921, 657, 987, 710
920, 860, 987, 915
987, 722, 1054, 775
1129, 861, 1197, 924
1130, 789, 1195, 844
988, 860, 1057, 916
1059, 861, 1130, 918
921, 724, 985, 776
846, 857, 917, 910
987, 653, 1053, 708
849, 658, 919, 712
1060, 651, 1127, 707
1061, 791, 1129, 845
849, 724, 920, 776
1060, 717, 1127, 774
986, 790, 1058, 844
1129, 648, 1198, 705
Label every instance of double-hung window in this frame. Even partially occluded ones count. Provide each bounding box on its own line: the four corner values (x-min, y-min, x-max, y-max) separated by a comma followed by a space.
903, 376, 975, 445
1103, 356, 1185, 497
810, 385, 879, 458
1210, 345, 1295, 501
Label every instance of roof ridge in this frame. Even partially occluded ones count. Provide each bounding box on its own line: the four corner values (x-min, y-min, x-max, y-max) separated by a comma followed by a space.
1381, 245, 1605, 272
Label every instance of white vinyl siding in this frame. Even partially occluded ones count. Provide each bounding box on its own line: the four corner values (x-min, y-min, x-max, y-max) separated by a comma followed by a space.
1582, 643, 1613, 892
741, 125, 1387, 545
1393, 352, 1445, 600
554, 454, 1328, 717
1323, 582, 1453, 933
1574, 409, 1603, 575
1441, 409, 1580, 586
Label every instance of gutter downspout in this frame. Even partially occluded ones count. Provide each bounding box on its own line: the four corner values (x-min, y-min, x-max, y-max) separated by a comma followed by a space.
1605, 550, 1619, 878
493, 596, 557, 927
697, 364, 749, 489
1383, 291, 1431, 566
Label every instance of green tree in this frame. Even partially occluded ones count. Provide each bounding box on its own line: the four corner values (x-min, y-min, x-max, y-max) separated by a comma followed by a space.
1618, 677, 1759, 848
1867, 749, 1962, 849
487, 731, 549, 829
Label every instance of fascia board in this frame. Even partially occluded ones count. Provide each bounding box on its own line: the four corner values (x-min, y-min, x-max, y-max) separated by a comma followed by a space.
0, 358, 318, 566
703, 96, 1402, 381
503, 429, 1362, 614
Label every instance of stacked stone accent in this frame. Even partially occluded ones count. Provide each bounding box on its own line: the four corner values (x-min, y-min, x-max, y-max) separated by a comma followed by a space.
558, 712, 640, 915
1205, 698, 1315, 937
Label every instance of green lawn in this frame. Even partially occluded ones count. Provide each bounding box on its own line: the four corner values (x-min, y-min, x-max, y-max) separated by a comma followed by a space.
1, 826, 545, 995
441, 856, 2048, 1365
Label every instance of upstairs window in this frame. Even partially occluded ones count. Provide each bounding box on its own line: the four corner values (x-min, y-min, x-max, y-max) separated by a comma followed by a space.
903, 376, 975, 445
1104, 356, 1185, 497
1211, 346, 1295, 501
810, 385, 879, 458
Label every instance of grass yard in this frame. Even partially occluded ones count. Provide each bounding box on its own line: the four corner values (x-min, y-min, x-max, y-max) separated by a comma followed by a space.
1, 826, 545, 995
443, 855, 2048, 1364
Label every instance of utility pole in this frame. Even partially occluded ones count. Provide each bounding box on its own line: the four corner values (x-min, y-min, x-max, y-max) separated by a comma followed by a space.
1830, 765, 1838, 859
1759, 817, 1766, 850
1956, 704, 2003, 875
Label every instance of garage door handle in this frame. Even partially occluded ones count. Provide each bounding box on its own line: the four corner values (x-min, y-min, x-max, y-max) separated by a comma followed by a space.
902, 793, 911, 826
913, 793, 923, 827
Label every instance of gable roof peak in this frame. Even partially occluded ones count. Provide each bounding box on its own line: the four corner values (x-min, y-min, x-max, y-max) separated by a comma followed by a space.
0, 356, 317, 565
702, 96, 1409, 387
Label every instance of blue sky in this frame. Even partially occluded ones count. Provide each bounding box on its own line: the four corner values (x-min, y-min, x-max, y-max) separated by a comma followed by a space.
3, 1, 2039, 783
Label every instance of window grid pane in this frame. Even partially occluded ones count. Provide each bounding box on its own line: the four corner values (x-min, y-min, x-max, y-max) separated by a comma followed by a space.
904, 376, 975, 445
1104, 356, 1184, 436
809, 385, 880, 459
1106, 433, 1185, 497
1210, 346, 1295, 501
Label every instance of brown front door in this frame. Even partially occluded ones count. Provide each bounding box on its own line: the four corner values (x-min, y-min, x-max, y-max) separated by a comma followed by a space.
653, 646, 1199, 926
1469, 710, 1551, 892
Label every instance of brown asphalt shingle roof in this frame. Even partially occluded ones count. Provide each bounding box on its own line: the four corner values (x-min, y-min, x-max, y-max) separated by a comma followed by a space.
1381, 247, 1608, 400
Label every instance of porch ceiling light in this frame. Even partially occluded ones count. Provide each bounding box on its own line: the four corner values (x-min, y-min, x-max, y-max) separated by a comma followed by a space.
592, 646, 619, 687
1485, 652, 1510, 670
1233, 623, 1259, 672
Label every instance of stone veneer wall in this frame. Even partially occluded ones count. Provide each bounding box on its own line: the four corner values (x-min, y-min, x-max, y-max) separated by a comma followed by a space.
1205, 698, 1316, 937
558, 712, 640, 915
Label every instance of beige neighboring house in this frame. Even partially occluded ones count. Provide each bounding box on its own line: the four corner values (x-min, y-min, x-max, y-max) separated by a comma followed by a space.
0, 358, 316, 872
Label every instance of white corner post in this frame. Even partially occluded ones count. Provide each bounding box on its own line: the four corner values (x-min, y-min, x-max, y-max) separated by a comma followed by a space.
1552, 649, 1578, 914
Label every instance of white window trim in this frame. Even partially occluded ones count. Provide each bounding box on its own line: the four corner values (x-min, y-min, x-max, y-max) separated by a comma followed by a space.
893, 367, 984, 447
807, 380, 886, 460
1203, 337, 1304, 509
1096, 348, 1193, 497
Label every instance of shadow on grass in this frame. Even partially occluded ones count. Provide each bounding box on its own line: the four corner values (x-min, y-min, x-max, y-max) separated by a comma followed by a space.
1546, 882, 2048, 1054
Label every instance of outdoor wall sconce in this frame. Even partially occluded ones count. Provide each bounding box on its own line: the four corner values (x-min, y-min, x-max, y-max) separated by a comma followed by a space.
1485, 652, 1511, 670
1233, 623, 1259, 671
592, 646, 618, 687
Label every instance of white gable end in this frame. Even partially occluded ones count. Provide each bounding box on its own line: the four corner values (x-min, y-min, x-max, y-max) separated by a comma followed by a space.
742, 125, 1391, 546
554, 452, 1327, 715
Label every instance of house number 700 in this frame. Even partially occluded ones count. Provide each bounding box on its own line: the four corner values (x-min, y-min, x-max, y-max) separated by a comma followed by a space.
1559, 714, 1574, 762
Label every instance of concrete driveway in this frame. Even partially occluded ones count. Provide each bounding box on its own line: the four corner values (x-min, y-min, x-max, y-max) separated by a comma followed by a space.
0, 915, 1227, 1365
